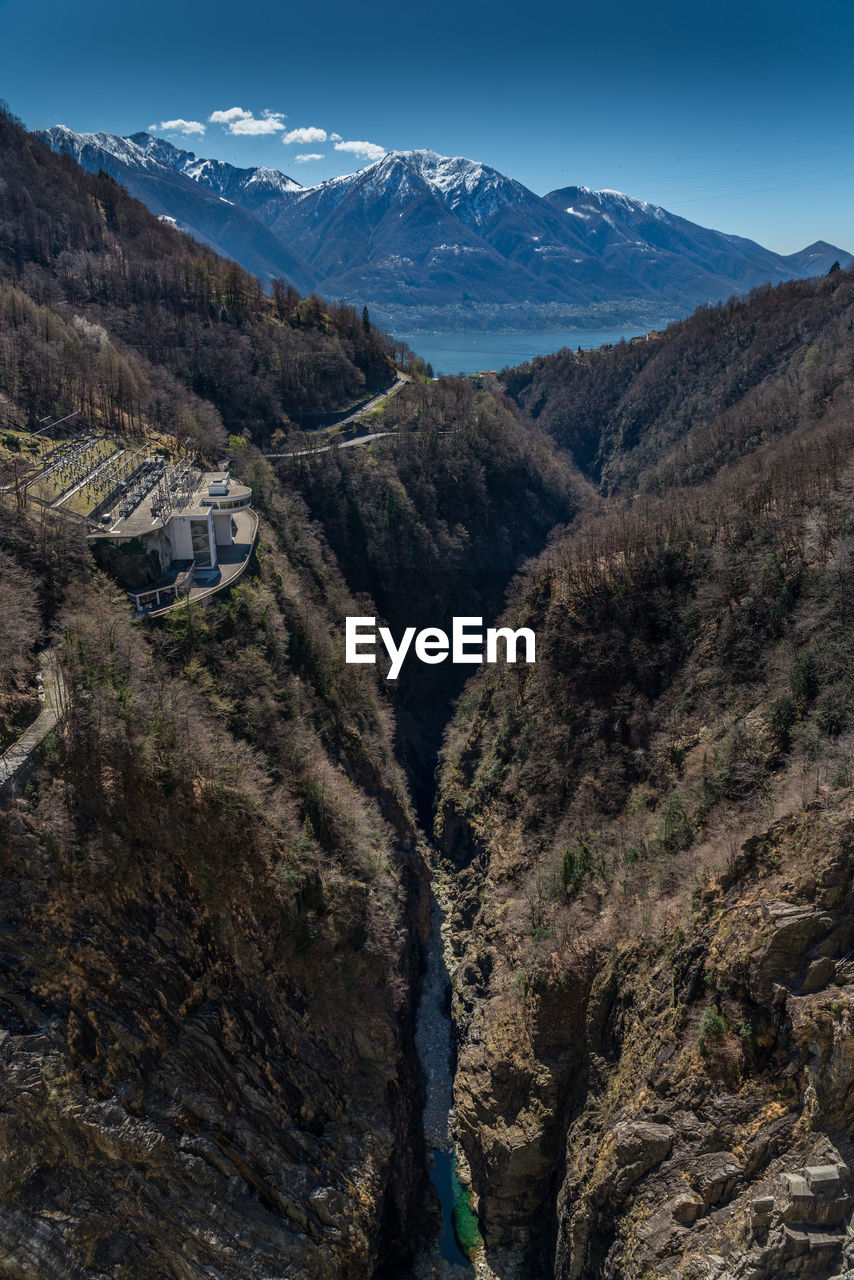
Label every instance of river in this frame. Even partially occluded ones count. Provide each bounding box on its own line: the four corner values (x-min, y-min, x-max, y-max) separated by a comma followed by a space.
414, 894, 473, 1275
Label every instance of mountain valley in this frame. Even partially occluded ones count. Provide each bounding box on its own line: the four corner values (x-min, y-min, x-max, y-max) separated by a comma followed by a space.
1, 100, 854, 1280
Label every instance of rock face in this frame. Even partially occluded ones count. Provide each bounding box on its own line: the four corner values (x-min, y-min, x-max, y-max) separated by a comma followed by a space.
0, 806, 430, 1279
440, 801, 854, 1279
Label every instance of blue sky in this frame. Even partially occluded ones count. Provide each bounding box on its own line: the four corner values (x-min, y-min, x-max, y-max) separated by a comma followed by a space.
1, 0, 852, 253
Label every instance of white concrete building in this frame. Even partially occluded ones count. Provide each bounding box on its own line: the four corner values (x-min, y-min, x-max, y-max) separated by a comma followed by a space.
91, 464, 255, 613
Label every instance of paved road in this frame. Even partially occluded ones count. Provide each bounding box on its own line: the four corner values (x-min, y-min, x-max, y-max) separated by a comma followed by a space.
265, 430, 396, 460
0, 652, 65, 791
333, 372, 408, 427
263, 372, 408, 460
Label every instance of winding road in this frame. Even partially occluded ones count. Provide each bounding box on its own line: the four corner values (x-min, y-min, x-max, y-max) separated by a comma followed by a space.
263, 372, 408, 460
264, 430, 396, 460
336, 372, 408, 425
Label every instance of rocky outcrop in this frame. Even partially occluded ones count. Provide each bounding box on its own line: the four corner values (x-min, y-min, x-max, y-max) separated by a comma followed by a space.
0, 787, 429, 1279
441, 799, 854, 1279
450, 940, 594, 1268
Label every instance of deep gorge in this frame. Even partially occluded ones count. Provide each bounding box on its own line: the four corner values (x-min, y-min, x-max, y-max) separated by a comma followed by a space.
277, 413, 584, 1274
4, 105, 854, 1280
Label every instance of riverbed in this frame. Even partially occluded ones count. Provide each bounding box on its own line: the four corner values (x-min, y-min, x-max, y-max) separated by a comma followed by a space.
414, 895, 471, 1272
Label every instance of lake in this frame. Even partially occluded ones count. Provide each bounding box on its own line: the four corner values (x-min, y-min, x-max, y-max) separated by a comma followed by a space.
396, 327, 645, 376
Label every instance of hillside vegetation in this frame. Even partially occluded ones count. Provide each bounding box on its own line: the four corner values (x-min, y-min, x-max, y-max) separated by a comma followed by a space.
503, 267, 854, 494
0, 103, 399, 450
4, 89, 854, 1280
0, 102, 416, 1280
436, 277, 854, 1278
281, 375, 589, 804
0, 97, 587, 1279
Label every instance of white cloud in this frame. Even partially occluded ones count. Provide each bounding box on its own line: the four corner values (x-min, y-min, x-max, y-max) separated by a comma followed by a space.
295, 153, 324, 163
282, 126, 327, 145
334, 139, 386, 162
330, 133, 342, 142
209, 107, 252, 124
209, 107, 286, 135
153, 118, 206, 136
229, 115, 285, 135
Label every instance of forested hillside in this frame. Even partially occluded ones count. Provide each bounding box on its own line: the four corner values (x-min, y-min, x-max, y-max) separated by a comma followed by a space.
0, 476, 436, 1278
0, 103, 398, 449
282, 375, 587, 806
436, 274, 854, 1278
4, 88, 854, 1280
503, 267, 854, 493
0, 97, 587, 1279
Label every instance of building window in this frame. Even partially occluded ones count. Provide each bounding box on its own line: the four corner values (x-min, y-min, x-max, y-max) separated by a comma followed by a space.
190, 518, 213, 567
200, 495, 249, 511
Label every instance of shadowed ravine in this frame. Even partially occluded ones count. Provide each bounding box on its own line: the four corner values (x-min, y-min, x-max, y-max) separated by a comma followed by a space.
414, 894, 471, 1274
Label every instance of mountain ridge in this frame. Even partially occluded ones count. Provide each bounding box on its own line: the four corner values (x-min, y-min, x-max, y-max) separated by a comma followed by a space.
39, 126, 853, 328
41, 125, 317, 292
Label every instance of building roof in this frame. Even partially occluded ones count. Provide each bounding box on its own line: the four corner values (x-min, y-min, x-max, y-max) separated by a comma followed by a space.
90, 464, 250, 540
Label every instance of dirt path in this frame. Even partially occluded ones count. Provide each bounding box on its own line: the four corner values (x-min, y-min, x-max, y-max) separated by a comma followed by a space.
0, 652, 65, 791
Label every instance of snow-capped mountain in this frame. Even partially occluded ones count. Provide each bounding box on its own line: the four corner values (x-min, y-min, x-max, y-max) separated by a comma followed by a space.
40, 126, 315, 292
124, 133, 303, 209
38, 127, 852, 326
541, 185, 808, 299
43, 126, 304, 202
386, 149, 533, 225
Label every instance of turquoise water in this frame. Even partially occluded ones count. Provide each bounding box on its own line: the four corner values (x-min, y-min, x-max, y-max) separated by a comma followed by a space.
431, 1149, 472, 1265
396, 327, 644, 375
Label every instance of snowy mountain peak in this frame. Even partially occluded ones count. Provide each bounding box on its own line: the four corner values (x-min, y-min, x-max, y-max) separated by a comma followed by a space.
40, 126, 302, 198
42, 126, 162, 172
351, 148, 534, 227
547, 184, 673, 231
304, 148, 532, 216
37, 123, 853, 320
393, 149, 528, 195
244, 165, 302, 193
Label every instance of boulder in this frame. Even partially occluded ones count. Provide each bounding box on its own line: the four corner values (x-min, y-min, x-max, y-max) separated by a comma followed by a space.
671, 1192, 704, 1224
692, 1151, 743, 1208
801, 956, 836, 993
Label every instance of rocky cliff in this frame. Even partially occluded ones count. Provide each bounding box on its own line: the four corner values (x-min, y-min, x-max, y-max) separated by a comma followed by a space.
445, 802, 854, 1279
435, 376, 854, 1277
0, 493, 430, 1279
5, 96, 854, 1279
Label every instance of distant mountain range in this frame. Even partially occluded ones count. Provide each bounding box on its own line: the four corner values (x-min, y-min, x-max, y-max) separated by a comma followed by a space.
41, 126, 852, 331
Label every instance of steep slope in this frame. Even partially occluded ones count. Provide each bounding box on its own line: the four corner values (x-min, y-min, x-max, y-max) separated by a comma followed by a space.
124, 132, 303, 206
785, 241, 849, 276
39, 125, 315, 291
9, 97, 854, 1280
263, 152, 647, 310
434, 311, 854, 1277
279, 374, 590, 814
542, 185, 813, 302
38, 128, 852, 327
0, 479, 429, 1279
3, 111, 398, 448
0, 99, 595, 1278
0, 101, 438, 1276
502, 265, 854, 490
